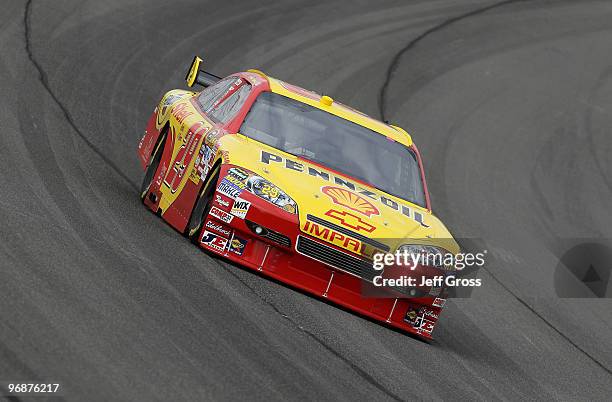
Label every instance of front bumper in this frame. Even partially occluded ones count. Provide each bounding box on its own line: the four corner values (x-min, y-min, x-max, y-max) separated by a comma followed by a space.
198, 165, 444, 339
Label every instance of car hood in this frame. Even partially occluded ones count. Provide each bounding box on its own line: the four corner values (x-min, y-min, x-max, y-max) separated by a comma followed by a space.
221, 134, 459, 253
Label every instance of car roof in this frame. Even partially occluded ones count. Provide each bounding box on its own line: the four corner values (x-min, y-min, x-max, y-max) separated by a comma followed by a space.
241, 70, 413, 147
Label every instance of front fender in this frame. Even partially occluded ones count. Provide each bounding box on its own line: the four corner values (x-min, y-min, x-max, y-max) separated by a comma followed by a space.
137, 89, 195, 169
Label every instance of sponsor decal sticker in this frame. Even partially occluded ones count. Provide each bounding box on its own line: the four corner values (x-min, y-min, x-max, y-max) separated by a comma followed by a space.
196, 145, 213, 181
203, 146, 214, 166
324, 209, 376, 232
215, 194, 231, 209
404, 307, 438, 334
405, 308, 418, 325
226, 174, 246, 189
415, 316, 435, 334
302, 220, 362, 254
217, 178, 242, 199
230, 197, 251, 219
205, 129, 220, 147
421, 308, 439, 320
200, 230, 228, 251
205, 220, 232, 237
209, 206, 234, 223
228, 167, 250, 181
164, 123, 208, 193
229, 236, 248, 256
189, 159, 201, 184
260, 150, 428, 227
172, 102, 194, 124
189, 171, 200, 184
321, 186, 379, 217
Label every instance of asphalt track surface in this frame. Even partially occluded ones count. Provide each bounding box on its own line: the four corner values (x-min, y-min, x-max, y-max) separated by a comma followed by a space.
1, 0, 612, 400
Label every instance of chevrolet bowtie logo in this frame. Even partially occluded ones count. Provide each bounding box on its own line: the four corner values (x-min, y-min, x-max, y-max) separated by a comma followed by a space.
325, 209, 376, 233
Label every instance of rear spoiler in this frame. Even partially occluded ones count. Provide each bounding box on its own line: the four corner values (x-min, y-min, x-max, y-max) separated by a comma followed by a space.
185, 56, 221, 88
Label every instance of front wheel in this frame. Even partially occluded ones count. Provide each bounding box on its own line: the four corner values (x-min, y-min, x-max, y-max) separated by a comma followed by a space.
185, 165, 221, 244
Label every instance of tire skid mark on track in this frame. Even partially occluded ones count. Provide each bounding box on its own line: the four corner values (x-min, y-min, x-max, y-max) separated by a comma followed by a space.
9, 0, 611, 398
18, 2, 406, 396
16, 1, 417, 397
23, 0, 138, 191
378, 0, 527, 122
377, 0, 612, 378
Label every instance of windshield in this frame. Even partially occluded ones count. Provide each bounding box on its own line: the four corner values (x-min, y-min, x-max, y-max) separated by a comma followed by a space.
239, 92, 426, 207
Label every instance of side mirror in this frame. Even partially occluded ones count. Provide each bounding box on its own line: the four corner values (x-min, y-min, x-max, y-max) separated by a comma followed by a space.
185, 56, 221, 88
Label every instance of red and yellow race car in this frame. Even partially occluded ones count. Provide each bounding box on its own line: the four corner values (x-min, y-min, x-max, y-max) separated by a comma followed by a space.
137, 56, 459, 339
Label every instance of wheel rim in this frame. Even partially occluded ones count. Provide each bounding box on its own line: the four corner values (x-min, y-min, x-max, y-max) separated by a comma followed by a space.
188, 193, 212, 238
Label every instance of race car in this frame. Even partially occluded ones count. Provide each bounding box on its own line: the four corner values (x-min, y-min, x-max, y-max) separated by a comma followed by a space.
137, 56, 459, 339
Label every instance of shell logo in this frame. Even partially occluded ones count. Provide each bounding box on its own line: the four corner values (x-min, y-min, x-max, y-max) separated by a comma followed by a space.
321, 186, 379, 217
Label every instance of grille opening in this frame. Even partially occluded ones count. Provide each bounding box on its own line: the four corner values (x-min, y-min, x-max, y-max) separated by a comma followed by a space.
296, 236, 378, 281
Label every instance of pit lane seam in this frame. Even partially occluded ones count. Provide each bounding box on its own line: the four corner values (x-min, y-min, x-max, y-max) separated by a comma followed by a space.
377, 0, 611, 376
219, 263, 404, 402
23, 0, 138, 191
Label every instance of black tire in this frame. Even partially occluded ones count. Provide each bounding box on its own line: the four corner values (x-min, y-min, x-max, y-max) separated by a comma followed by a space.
185, 165, 221, 244
140, 129, 167, 203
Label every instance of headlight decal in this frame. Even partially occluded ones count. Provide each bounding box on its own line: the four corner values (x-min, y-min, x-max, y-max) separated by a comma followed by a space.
397, 244, 449, 268
245, 175, 297, 214
221, 167, 297, 214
